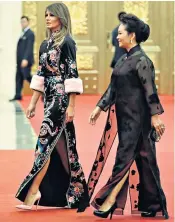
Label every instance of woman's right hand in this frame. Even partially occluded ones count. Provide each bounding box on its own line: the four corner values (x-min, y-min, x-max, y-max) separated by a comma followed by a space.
151, 114, 165, 138
26, 103, 36, 119
89, 106, 102, 125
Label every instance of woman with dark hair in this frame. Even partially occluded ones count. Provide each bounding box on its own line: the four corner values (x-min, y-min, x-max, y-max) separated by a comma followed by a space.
88, 13, 168, 219
15, 2, 89, 212
110, 11, 127, 69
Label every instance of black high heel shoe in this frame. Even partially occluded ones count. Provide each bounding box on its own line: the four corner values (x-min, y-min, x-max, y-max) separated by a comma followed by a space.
93, 203, 117, 220
141, 211, 157, 217
141, 211, 169, 220
163, 211, 169, 220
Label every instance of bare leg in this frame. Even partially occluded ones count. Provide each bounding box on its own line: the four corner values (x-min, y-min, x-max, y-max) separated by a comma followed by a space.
99, 171, 129, 211
24, 157, 50, 205
55, 132, 70, 174
24, 131, 68, 205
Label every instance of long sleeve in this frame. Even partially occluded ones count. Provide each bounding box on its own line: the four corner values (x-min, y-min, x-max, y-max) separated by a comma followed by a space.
61, 37, 83, 94
23, 32, 35, 62
97, 83, 115, 112
30, 41, 46, 93
136, 56, 164, 116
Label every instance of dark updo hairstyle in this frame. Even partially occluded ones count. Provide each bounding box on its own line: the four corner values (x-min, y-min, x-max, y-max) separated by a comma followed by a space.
117, 11, 126, 20
119, 12, 150, 44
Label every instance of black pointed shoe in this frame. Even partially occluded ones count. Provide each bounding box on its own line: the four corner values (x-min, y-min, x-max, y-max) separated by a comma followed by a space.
141, 211, 157, 217
9, 97, 22, 102
141, 211, 169, 220
93, 203, 117, 220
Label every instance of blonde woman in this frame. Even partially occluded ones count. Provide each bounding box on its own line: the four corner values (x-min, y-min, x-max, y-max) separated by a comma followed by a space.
15, 3, 89, 212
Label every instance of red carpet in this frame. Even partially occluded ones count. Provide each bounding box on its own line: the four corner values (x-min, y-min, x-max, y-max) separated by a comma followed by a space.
0, 95, 174, 221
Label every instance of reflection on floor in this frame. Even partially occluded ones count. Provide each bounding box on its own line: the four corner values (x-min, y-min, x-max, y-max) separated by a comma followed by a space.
0, 96, 37, 150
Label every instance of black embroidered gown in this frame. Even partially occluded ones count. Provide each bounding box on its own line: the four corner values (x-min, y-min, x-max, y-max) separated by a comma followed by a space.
88, 45, 168, 217
15, 34, 89, 211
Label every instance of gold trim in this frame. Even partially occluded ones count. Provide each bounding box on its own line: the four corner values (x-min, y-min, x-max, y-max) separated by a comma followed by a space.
77, 46, 99, 53
64, 1, 88, 35
123, 1, 149, 23
77, 54, 94, 70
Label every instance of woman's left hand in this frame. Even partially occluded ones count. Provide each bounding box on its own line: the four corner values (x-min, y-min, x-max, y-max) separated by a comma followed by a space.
65, 105, 75, 123
151, 114, 165, 138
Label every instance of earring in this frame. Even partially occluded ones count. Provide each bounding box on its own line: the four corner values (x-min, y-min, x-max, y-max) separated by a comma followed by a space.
130, 39, 133, 44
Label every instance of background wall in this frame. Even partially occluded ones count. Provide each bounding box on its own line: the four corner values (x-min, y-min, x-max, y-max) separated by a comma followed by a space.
0, 2, 22, 99
23, 1, 174, 95
149, 1, 174, 94
0, 1, 174, 99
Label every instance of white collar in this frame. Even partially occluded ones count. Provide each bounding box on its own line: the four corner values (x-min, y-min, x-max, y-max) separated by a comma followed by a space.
23, 27, 30, 33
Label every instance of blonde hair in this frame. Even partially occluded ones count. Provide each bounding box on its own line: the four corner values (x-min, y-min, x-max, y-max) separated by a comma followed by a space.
46, 2, 72, 46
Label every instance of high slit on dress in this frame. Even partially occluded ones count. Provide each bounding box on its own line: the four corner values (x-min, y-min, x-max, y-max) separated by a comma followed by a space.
15, 34, 89, 211
87, 45, 168, 217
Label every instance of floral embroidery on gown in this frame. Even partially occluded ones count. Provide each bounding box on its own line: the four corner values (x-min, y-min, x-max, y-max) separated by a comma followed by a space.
15, 34, 89, 211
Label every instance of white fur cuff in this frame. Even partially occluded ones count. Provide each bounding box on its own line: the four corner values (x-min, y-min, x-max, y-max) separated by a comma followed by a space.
30, 75, 44, 93
64, 78, 83, 94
